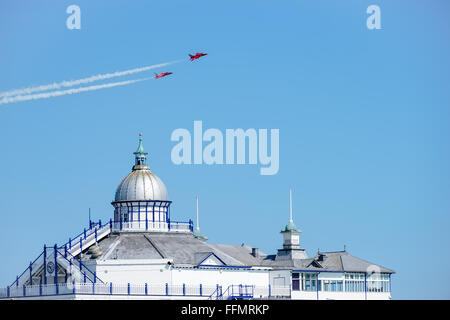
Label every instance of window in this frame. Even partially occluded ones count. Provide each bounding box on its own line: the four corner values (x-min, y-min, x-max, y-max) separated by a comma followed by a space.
321, 280, 342, 292
344, 272, 390, 292
120, 212, 129, 222
292, 273, 300, 291
337, 280, 343, 292
332, 281, 337, 292
367, 273, 390, 292
301, 273, 318, 291
345, 273, 365, 292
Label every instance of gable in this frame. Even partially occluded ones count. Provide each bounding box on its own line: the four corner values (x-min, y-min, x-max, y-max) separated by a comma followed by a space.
308, 260, 323, 268
197, 252, 226, 266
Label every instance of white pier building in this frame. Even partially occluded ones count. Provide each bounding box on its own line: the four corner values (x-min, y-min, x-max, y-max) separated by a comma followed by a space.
0, 135, 394, 300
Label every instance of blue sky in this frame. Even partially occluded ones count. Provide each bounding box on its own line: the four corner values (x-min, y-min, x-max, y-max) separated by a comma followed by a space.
0, 0, 449, 299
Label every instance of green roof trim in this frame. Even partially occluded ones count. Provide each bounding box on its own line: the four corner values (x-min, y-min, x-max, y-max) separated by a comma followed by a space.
193, 229, 208, 241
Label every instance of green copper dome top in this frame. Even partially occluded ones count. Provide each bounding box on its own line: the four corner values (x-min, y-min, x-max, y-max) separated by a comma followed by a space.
132, 133, 149, 171
284, 220, 300, 232
134, 133, 148, 156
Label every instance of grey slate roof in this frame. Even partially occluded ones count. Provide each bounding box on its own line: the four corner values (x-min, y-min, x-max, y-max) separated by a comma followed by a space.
258, 255, 325, 270
82, 232, 258, 267
146, 233, 243, 266
81, 232, 394, 274
205, 243, 267, 266
339, 252, 395, 273
88, 233, 163, 260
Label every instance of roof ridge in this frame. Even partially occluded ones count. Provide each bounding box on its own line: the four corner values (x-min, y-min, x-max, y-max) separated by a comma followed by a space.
203, 243, 245, 266
317, 250, 347, 254
143, 234, 166, 259
102, 238, 122, 260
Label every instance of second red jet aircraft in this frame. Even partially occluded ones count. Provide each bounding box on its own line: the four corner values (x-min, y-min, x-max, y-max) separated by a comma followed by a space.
154, 72, 173, 79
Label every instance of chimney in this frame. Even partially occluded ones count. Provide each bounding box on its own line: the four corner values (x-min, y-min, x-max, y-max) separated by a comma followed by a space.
251, 248, 260, 258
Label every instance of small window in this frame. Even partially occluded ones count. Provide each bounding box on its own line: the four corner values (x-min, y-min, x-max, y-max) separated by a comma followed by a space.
292, 279, 300, 291
292, 273, 300, 290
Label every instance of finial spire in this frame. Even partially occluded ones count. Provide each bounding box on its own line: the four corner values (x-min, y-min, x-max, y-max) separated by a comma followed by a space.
133, 133, 149, 169
289, 188, 293, 223
283, 188, 299, 232
196, 195, 200, 231
134, 133, 148, 155
193, 195, 207, 241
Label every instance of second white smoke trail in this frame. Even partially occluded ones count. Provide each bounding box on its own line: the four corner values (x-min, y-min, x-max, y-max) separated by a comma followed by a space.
0, 59, 181, 98
0, 77, 151, 106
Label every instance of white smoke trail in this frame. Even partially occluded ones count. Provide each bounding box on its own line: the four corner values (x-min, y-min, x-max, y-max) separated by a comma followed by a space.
0, 59, 181, 98
0, 77, 151, 106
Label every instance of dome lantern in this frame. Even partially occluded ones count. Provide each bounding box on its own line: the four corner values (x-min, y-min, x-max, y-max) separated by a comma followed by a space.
276, 189, 307, 260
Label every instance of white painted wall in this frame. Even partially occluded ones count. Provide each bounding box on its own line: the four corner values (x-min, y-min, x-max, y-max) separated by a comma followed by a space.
86, 259, 172, 285
6, 257, 392, 300
269, 269, 291, 287
291, 291, 317, 300
86, 260, 270, 290
170, 268, 269, 288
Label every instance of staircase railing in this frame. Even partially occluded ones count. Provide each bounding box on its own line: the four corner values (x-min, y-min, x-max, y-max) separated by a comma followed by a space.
59, 219, 112, 256
208, 284, 255, 300
56, 247, 104, 284
208, 285, 223, 300
9, 250, 45, 287
10, 220, 110, 288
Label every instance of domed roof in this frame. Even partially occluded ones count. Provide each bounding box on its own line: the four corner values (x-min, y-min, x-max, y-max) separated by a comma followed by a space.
115, 170, 168, 201
283, 220, 300, 232
114, 134, 168, 202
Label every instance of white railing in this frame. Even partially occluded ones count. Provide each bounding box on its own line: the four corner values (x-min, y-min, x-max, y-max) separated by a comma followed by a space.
6, 283, 75, 298
62, 224, 111, 257
0, 283, 291, 299
113, 221, 169, 232
270, 285, 291, 297
112, 221, 192, 233
169, 221, 192, 232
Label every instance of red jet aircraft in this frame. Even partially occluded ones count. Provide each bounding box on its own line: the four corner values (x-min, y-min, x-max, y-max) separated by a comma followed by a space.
154, 72, 173, 79
189, 52, 207, 61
